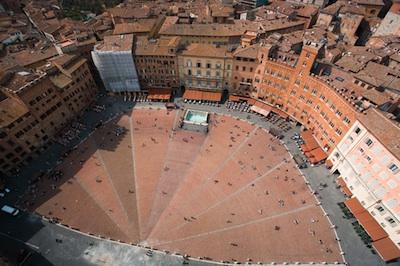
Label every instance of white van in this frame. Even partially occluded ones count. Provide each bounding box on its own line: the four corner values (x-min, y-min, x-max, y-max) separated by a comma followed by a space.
1, 205, 20, 216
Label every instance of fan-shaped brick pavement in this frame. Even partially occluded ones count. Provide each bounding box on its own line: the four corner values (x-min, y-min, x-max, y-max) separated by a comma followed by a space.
22, 107, 343, 264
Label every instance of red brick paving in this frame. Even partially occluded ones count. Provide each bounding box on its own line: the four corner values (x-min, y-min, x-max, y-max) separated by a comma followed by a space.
23, 138, 130, 241
131, 108, 176, 240
23, 108, 343, 264
90, 115, 140, 241
145, 129, 207, 240
148, 115, 256, 238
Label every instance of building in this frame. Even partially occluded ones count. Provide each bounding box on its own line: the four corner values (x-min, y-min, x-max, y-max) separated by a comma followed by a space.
159, 18, 252, 45
328, 108, 400, 262
91, 34, 140, 93
252, 41, 359, 154
0, 55, 97, 176
47, 54, 98, 115
113, 18, 163, 37
179, 43, 233, 102
134, 36, 181, 99
373, 2, 400, 37
230, 44, 260, 99
286, 0, 328, 8
237, 0, 267, 9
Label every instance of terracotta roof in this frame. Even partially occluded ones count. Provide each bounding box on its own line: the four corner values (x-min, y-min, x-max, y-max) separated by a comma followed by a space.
49, 54, 86, 76
233, 45, 259, 59
11, 46, 58, 67
355, 62, 400, 91
94, 34, 134, 52
296, 5, 319, 18
113, 19, 157, 35
135, 36, 180, 56
160, 21, 250, 37
334, 46, 381, 72
50, 73, 71, 89
0, 70, 43, 93
181, 43, 232, 59
358, 108, 400, 160
108, 6, 151, 19
0, 94, 29, 128
361, 89, 393, 105
373, 237, 400, 262
320, 1, 344, 15
210, 4, 234, 17
353, 0, 384, 6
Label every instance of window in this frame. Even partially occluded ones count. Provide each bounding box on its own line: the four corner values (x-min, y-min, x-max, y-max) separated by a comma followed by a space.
388, 163, 399, 173
187, 60, 192, 67
196, 62, 201, 68
376, 206, 384, 212
354, 127, 361, 134
386, 217, 396, 225
365, 138, 373, 147
227, 64, 231, 70
206, 63, 211, 68
334, 152, 340, 159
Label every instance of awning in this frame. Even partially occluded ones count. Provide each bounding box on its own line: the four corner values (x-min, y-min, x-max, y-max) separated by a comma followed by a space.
271, 107, 289, 119
147, 88, 171, 101
300, 131, 326, 164
345, 197, 365, 215
345, 197, 389, 242
373, 237, 400, 262
202, 91, 222, 102
355, 211, 388, 241
254, 100, 273, 112
183, 89, 222, 102
183, 89, 202, 101
309, 148, 327, 162
302, 142, 319, 152
250, 105, 270, 116
336, 177, 353, 197
229, 95, 252, 102
301, 130, 314, 142
247, 98, 256, 105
